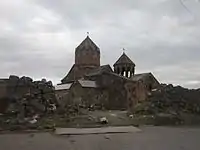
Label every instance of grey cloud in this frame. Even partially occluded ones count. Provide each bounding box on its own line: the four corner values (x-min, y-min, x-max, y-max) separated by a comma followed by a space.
0, 0, 200, 88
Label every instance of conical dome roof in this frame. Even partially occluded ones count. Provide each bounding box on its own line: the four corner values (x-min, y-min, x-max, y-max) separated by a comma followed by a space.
114, 52, 135, 66
76, 36, 100, 52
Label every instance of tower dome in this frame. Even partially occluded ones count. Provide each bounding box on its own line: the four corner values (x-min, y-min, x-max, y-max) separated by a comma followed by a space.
113, 52, 135, 78
75, 36, 100, 67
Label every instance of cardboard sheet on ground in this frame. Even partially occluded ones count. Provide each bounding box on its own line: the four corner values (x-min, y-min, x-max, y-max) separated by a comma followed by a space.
55, 126, 141, 135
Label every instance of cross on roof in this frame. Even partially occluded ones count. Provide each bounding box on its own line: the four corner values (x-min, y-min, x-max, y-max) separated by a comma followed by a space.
123, 48, 125, 54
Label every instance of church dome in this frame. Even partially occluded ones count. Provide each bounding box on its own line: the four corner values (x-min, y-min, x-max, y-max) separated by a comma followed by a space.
114, 52, 135, 67
113, 52, 135, 78
75, 36, 100, 67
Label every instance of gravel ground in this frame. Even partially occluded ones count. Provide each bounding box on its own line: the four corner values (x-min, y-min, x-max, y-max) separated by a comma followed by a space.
0, 126, 200, 150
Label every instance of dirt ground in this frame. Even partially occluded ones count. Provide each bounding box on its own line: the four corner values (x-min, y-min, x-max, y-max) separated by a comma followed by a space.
0, 126, 200, 150
54, 110, 182, 128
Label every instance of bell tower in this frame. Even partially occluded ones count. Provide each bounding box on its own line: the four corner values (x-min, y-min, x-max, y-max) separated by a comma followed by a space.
113, 50, 135, 78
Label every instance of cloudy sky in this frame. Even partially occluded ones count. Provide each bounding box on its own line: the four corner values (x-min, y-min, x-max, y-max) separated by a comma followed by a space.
0, 0, 200, 88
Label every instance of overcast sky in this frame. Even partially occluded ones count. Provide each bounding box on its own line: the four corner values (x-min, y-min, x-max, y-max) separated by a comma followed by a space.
0, 0, 200, 88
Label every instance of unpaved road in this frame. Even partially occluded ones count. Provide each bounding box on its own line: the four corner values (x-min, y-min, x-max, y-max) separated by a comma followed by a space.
0, 126, 200, 150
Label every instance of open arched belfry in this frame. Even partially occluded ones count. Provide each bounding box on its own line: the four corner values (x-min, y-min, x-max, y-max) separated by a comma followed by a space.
113, 52, 135, 78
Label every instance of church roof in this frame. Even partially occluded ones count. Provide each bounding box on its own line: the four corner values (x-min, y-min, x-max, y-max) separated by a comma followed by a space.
131, 73, 152, 81
76, 36, 100, 52
78, 79, 98, 88
114, 52, 135, 66
61, 64, 97, 83
85, 64, 113, 76
131, 72, 160, 87
55, 83, 72, 91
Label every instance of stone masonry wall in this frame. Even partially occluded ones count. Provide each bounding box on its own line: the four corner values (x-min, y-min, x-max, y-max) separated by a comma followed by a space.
85, 73, 132, 110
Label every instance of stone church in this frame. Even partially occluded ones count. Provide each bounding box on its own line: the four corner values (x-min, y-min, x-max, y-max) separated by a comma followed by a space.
61, 36, 101, 83
55, 35, 160, 111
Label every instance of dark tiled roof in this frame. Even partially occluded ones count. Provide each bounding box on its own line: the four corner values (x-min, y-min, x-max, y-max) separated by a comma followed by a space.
61, 64, 98, 83
55, 83, 72, 91
76, 36, 100, 52
86, 68, 133, 82
85, 64, 113, 76
131, 72, 159, 85
105, 72, 134, 82
114, 53, 135, 66
131, 73, 151, 81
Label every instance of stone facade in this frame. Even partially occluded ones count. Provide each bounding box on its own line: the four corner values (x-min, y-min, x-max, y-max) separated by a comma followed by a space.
131, 73, 160, 92
84, 71, 136, 110
55, 80, 107, 109
75, 37, 100, 67
58, 36, 160, 111
57, 72, 136, 110
125, 80, 148, 112
62, 36, 100, 84
68, 82, 101, 107
55, 89, 70, 106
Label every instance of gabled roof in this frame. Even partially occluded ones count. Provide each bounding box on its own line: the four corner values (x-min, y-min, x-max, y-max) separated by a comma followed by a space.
55, 83, 72, 91
85, 64, 113, 76
131, 73, 151, 81
106, 71, 134, 82
76, 36, 100, 52
131, 72, 160, 86
55, 80, 98, 90
114, 52, 135, 66
85, 68, 133, 82
78, 80, 98, 88
61, 64, 76, 83
61, 64, 98, 83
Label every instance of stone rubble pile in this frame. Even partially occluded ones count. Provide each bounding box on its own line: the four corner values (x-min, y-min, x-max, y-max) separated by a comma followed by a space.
134, 84, 200, 115
0, 75, 58, 130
